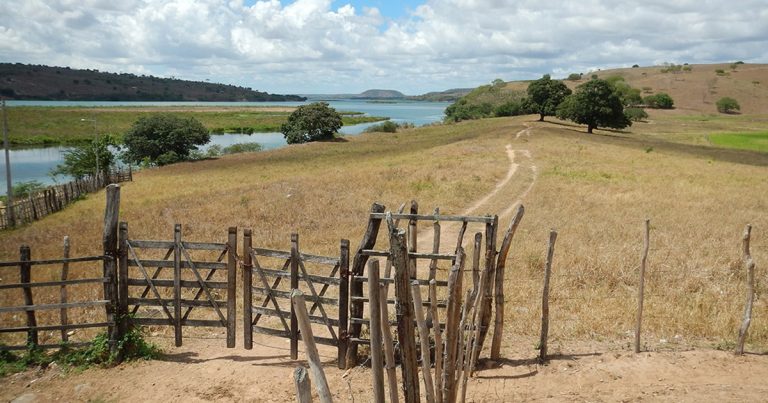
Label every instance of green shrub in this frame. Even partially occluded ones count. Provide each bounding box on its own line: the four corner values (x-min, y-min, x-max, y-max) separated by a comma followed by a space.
567, 73, 582, 81
643, 93, 674, 109
624, 107, 649, 122
364, 120, 399, 133
715, 69, 727, 76
716, 97, 740, 114
281, 102, 342, 144
223, 142, 263, 154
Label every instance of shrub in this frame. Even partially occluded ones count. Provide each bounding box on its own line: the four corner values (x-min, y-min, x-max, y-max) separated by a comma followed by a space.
716, 97, 740, 114
51, 134, 118, 179
625, 107, 649, 122
122, 114, 210, 166
632, 64, 639, 68
567, 73, 582, 81
364, 120, 399, 133
643, 93, 674, 109
715, 69, 727, 76
494, 100, 527, 117
281, 102, 342, 144
223, 142, 263, 154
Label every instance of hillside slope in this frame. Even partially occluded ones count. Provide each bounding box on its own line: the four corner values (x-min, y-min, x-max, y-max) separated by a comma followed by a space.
0, 63, 306, 102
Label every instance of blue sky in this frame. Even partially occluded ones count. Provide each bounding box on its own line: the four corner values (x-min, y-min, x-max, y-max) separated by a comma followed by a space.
1, 0, 767, 94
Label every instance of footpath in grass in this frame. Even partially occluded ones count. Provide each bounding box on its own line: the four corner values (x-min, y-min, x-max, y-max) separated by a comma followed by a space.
709, 131, 768, 152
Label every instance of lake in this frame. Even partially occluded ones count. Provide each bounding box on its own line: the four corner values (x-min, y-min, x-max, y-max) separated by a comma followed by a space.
0, 100, 449, 195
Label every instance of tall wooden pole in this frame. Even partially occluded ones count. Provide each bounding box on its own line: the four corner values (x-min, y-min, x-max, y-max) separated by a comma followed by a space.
736, 224, 756, 355
2, 99, 14, 227
635, 219, 650, 353
539, 230, 557, 362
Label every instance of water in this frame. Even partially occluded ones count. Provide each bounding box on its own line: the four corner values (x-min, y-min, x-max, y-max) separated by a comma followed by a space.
1, 100, 449, 195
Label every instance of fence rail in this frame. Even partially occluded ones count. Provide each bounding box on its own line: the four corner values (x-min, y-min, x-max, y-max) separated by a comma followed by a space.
0, 168, 132, 229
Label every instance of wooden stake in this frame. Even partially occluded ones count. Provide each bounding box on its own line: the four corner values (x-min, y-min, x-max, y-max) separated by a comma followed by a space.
491, 205, 525, 360
243, 229, 253, 349
103, 184, 120, 351
411, 280, 436, 403
291, 233, 300, 360
736, 224, 756, 355
539, 230, 557, 362
368, 260, 385, 403
379, 281, 399, 403
173, 223, 182, 347
226, 226, 237, 349
476, 215, 498, 361
391, 226, 420, 403
442, 248, 465, 403
429, 279, 443, 403
292, 289, 333, 403
635, 219, 650, 354
20, 245, 37, 347
408, 200, 418, 279
60, 236, 70, 342
293, 366, 313, 403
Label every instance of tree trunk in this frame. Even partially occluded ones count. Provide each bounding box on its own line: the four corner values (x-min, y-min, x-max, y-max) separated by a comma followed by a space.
538, 114, 545, 121
587, 125, 594, 133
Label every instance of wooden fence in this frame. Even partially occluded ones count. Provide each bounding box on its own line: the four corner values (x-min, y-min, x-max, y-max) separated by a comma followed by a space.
0, 168, 132, 229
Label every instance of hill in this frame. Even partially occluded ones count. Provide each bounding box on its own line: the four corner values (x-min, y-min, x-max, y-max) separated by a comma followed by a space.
407, 87, 473, 102
0, 63, 306, 102
355, 89, 405, 99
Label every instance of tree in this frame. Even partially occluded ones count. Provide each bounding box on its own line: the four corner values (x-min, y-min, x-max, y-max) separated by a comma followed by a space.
605, 76, 642, 106
716, 97, 740, 114
281, 102, 342, 144
624, 107, 649, 122
51, 134, 118, 178
122, 114, 210, 166
556, 79, 631, 133
643, 93, 674, 109
526, 74, 572, 121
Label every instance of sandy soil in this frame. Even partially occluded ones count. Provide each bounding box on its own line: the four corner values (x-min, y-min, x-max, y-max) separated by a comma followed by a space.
3, 333, 767, 402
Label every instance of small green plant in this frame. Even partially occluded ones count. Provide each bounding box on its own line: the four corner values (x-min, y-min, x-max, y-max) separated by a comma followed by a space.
567, 73, 582, 81
716, 97, 740, 114
625, 107, 649, 122
222, 142, 263, 154
715, 69, 727, 76
364, 120, 399, 133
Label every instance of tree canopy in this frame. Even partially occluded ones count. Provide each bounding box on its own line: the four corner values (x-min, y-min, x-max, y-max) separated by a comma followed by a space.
526, 74, 572, 121
716, 97, 740, 114
281, 102, 343, 144
51, 134, 118, 178
643, 93, 674, 109
557, 79, 631, 133
122, 114, 210, 166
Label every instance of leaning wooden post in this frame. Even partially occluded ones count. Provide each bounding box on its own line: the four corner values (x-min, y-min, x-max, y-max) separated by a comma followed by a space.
429, 279, 443, 403
347, 202, 386, 366
243, 229, 253, 349
337, 239, 350, 369
442, 248, 465, 403
291, 289, 333, 403
491, 205, 524, 360
291, 233, 300, 360
411, 280, 436, 403
391, 224, 420, 403
635, 219, 650, 354
117, 222, 129, 347
173, 223, 183, 347
379, 280, 399, 403
539, 230, 557, 362
60, 236, 70, 342
293, 366, 313, 403
407, 200, 418, 279
226, 226, 237, 348
19, 245, 38, 348
736, 224, 756, 355
476, 215, 498, 360
471, 233, 482, 295
102, 184, 120, 351
368, 260, 385, 403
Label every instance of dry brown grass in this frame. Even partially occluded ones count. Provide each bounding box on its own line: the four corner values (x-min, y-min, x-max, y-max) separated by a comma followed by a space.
1, 114, 766, 352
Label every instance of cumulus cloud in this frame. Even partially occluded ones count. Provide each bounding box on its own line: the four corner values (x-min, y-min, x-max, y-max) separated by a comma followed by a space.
0, 0, 766, 93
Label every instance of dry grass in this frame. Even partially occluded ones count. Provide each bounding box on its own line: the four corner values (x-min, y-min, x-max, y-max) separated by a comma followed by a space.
1, 114, 766, 352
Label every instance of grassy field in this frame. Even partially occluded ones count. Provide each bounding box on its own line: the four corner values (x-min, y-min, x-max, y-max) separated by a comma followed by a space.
4, 106, 387, 145
0, 113, 766, 352
709, 131, 768, 152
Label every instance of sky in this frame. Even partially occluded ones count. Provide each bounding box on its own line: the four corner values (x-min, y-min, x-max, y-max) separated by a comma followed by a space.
1, 0, 767, 95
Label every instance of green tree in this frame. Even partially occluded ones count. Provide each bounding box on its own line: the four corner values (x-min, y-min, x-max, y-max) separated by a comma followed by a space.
605, 76, 642, 106
556, 79, 631, 133
716, 97, 740, 113
643, 93, 674, 109
624, 107, 649, 122
122, 114, 210, 166
526, 74, 572, 121
281, 102, 343, 144
52, 135, 118, 178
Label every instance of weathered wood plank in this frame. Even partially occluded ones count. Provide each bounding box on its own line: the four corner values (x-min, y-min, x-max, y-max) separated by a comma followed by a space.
126, 278, 228, 289
0, 322, 113, 333
0, 255, 105, 267
368, 261, 385, 403
392, 225, 420, 403
291, 290, 334, 403
370, 213, 495, 224
0, 300, 110, 313
0, 277, 108, 290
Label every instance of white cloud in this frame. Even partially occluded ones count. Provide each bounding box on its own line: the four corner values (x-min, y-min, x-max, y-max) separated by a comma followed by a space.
0, 0, 766, 94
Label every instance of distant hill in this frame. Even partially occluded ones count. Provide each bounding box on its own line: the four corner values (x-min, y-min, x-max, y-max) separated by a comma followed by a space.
0, 63, 306, 102
355, 89, 405, 99
408, 88, 473, 102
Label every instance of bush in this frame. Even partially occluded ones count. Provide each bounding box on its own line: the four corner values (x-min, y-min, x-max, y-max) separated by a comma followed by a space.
715, 69, 727, 76
716, 97, 740, 114
643, 93, 674, 109
122, 114, 210, 166
364, 120, 399, 133
223, 142, 263, 154
567, 73, 582, 81
494, 100, 527, 117
51, 135, 118, 179
624, 107, 649, 122
281, 102, 342, 144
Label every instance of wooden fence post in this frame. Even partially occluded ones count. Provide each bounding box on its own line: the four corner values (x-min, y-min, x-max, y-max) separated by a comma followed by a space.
173, 223, 183, 347
736, 224, 756, 355
337, 239, 350, 369
291, 289, 334, 403
476, 215, 498, 361
19, 245, 38, 348
391, 225, 420, 403
291, 233, 300, 360
442, 247, 465, 403
408, 200, 418, 279
379, 281, 399, 403
368, 260, 385, 403
411, 280, 436, 403
539, 230, 557, 362
60, 236, 70, 342
635, 219, 650, 354
103, 184, 120, 352
294, 366, 313, 403
429, 279, 443, 403
243, 229, 253, 349
347, 202, 385, 366
117, 222, 129, 349
227, 226, 237, 348
491, 205, 524, 360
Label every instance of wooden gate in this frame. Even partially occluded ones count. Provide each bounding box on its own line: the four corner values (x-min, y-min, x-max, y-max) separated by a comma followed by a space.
347, 201, 499, 364
242, 231, 349, 368
118, 223, 237, 347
